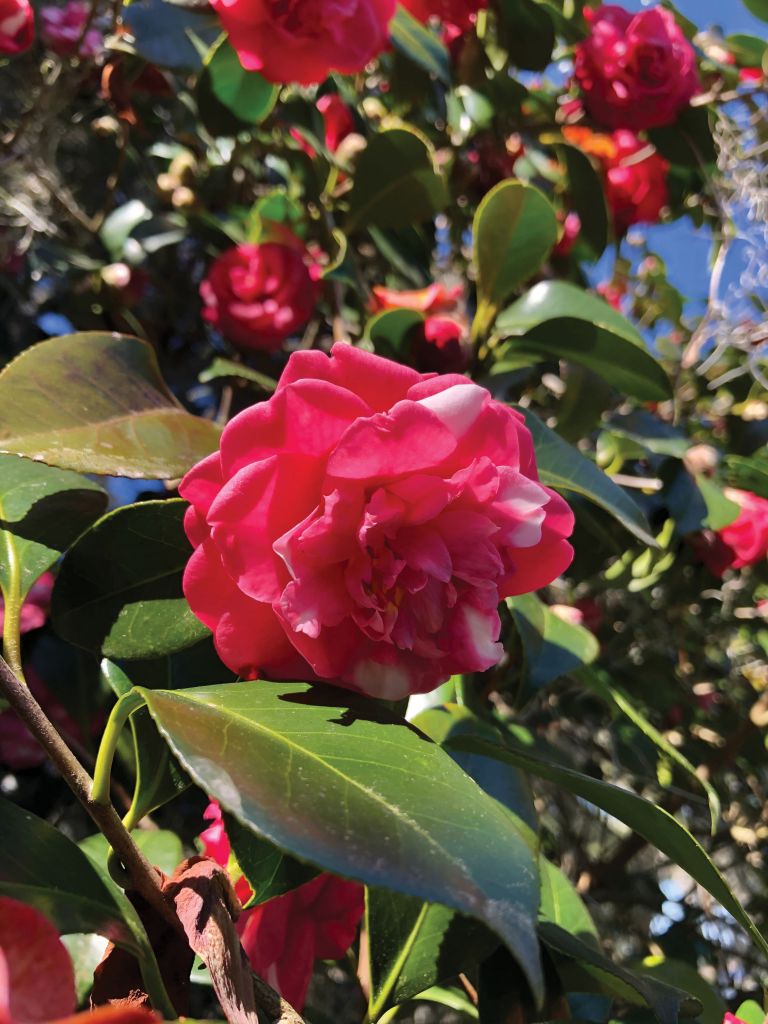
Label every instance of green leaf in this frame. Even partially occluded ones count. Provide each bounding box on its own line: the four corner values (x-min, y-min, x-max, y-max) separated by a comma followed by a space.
540, 924, 701, 1023
648, 106, 716, 169
223, 812, 319, 907
519, 407, 656, 546
390, 5, 450, 84
742, 0, 768, 24
366, 308, 425, 359
202, 36, 278, 125
0, 798, 174, 1017
80, 829, 184, 877
102, 660, 191, 827
0, 333, 221, 479
495, 281, 672, 402
574, 666, 721, 833
496, 0, 556, 70
122, 0, 219, 69
631, 958, 726, 1024
198, 357, 277, 391
366, 887, 497, 1018
723, 452, 768, 499
445, 736, 768, 966
507, 594, 599, 694
726, 32, 768, 64
52, 500, 209, 660
538, 858, 599, 947
100, 201, 153, 260
60, 934, 108, 1005
346, 128, 448, 232
733, 999, 767, 1024
0, 455, 106, 603
696, 476, 741, 531
133, 680, 545, 1001
556, 144, 609, 257
473, 181, 558, 338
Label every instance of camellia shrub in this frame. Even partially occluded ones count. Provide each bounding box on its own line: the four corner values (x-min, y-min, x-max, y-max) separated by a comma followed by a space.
0, 0, 767, 1022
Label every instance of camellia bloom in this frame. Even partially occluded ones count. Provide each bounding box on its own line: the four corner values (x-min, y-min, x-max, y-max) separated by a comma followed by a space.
200, 239, 319, 352
211, 0, 395, 86
0, 0, 34, 55
0, 895, 157, 1024
371, 282, 462, 315
564, 126, 669, 235
693, 488, 768, 577
200, 803, 363, 1011
180, 343, 574, 699
316, 94, 355, 153
574, 4, 700, 131
414, 316, 470, 375
40, 0, 102, 58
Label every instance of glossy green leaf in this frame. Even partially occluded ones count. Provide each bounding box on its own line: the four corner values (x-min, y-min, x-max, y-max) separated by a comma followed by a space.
445, 736, 768, 964
507, 594, 599, 694
0, 455, 106, 604
366, 887, 497, 1018
346, 128, 448, 232
557, 143, 609, 257
498, 0, 556, 70
102, 660, 191, 827
538, 859, 599, 947
733, 999, 766, 1024
541, 924, 701, 1023
223, 812, 318, 907
60, 934, 108, 1005
202, 36, 279, 125
574, 666, 720, 832
133, 680, 545, 1000
495, 281, 672, 402
0, 333, 221, 479
122, 0, 219, 69
0, 798, 173, 1017
697, 476, 741, 530
80, 829, 184, 877
366, 308, 425, 359
198, 357, 277, 392
53, 500, 209, 660
473, 181, 558, 337
741, 0, 768, 23
631, 958, 726, 1024
390, 5, 450, 84
648, 106, 717, 168
723, 452, 768, 498
520, 408, 656, 546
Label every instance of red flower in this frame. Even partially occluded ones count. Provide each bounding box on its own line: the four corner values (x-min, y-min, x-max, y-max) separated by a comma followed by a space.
401, 0, 485, 35
574, 4, 700, 131
317, 95, 355, 153
40, 1, 102, 57
0, 896, 157, 1024
200, 239, 319, 352
553, 212, 581, 258
199, 803, 363, 1011
414, 316, 470, 374
211, 0, 395, 86
0, 0, 34, 55
180, 343, 574, 699
371, 282, 461, 315
694, 488, 768, 577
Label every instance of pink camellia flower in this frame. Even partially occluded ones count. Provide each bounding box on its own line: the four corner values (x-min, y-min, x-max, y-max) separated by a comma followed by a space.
180, 343, 574, 699
574, 4, 700, 131
371, 282, 462, 315
199, 802, 363, 1011
414, 316, 470, 375
0, 572, 53, 637
553, 212, 581, 259
693, 488, 768, 577
40, 1, 102, 58
603, 130, 669, 234
211, 0, 395, 86
0, 895, 158, 1024
200, 239, 319, 353
0, 0, 34, 55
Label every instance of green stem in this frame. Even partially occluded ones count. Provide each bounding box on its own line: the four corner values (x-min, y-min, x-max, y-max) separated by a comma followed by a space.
0, 531, 26, 683
92, 690, 147, 806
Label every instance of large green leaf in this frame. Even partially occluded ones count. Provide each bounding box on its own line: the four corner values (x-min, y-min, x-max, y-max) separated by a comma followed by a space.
541, 924, 701, 1023
0, 798, 173, 1017
496, 0, 556, 70
80, 829, 184, 878
556, 144, 609, 257
444, 736, 768, 965
538, 859, 598, 947
742, 0, 768, 24
122, 0, 219, 69
390, 4, 450, 83
507, 594, 599, 695
202, 36, 279, 125
494, 281, 672, 402
0, 455, 106, 605
520, 408, 656, 546
52, 500, 209, 660
102, 660, 191, 828
366, 887, 497, 1018
223, 812, 318, 907
346, 128, 448, 232
129, 680, 546, 1000
472, 181, 558, 338
0, 333, 221, 479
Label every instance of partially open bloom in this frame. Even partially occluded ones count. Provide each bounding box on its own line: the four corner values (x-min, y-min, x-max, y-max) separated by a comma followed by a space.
574, 4, 700, 131
693, 488, 768, 577
181, 343, 574, 699
199, 803, 363, 1011
372, 282, 462, 315
0, 0, 33, 55
211, 0, 395, 86
200, 239, 319, 352
0, 896, 156, 1024
40, 1, 102, 58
